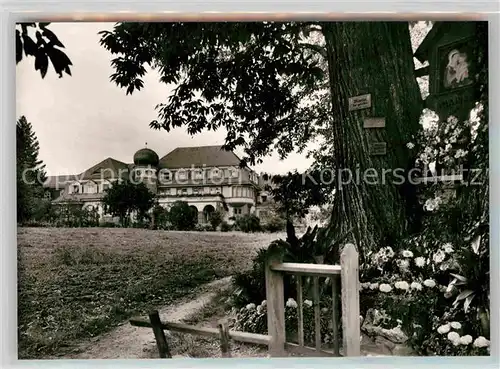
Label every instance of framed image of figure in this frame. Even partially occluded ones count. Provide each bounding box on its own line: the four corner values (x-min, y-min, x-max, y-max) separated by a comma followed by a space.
437, 38, 475, 92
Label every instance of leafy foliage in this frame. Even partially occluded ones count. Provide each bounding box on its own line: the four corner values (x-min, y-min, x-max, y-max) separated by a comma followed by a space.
234, 214, 261, 233
102, 181, 156, 227
232, 298, 335, 347
208, 209, 224, 230
231, 224, 340, 308
151, 203, 169, 229
99, 22, 325, 166
53, 202, 100, 228
266, 169, 334, 220
167, 201, 198, 231
262, 215, 286, 232
16, 116, 47, 223
16, 23, 72, 78
220, 221, 232, 232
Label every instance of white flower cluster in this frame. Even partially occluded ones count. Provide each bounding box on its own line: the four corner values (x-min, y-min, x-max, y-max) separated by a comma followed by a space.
436, 321, 490, 348
370, 246, 395, 267
283, 298, 314, 309
414, 256, 426, 267
361, 279, 436, 293
424, 196, 442, 212
286, 298, 298, 309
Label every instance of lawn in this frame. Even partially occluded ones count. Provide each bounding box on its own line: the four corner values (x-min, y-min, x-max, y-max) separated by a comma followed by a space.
17, 227, 283, 359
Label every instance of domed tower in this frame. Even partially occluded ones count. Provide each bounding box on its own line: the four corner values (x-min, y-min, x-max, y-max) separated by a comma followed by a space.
133, 144, 159, 194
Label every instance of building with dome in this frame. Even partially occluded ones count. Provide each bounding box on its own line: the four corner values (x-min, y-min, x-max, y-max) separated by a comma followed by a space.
44, 145, 268, 224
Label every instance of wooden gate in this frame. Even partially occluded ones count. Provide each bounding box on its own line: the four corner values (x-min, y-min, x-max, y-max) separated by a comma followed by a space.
130, 243, 360, 358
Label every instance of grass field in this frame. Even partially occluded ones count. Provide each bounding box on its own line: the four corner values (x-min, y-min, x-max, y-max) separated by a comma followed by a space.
17, 227, 283, 359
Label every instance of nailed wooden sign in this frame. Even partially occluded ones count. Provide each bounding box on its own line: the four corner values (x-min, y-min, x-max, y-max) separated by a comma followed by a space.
369, 142, 387, 156
348, 94, 371, 111
363, 117, 386, 128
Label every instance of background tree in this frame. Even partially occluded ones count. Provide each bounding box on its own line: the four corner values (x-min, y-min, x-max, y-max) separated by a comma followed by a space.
102, 181, 155, 227
151, 203, 169, 229
167, 201, 197, 231
100, 22, 425, 258
16, 22, 72, 78
16, 116, 47, 223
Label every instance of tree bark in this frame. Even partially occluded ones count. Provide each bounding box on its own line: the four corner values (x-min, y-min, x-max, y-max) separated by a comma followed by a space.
321, 22, 423, 259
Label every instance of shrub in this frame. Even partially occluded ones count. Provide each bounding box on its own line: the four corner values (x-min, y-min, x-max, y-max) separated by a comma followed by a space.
220, 221, 232, 232
232, 298, 338, 347
234, 214, 261, 233
231, 226, 331, 308
263, 215, 286, 233
209, 210, 224, 230
152, 204, 169, 229
168, 201, 197, 231
99, 222, 117, 228
358, 222, 490, 356
194, 223, 214, 232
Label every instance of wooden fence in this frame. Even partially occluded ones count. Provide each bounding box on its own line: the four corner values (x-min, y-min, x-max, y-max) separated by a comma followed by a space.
130, 243, 360, 358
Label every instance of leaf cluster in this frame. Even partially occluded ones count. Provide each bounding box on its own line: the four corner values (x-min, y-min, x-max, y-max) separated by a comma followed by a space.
16, 23, 72, 78
99, 22, 326, 166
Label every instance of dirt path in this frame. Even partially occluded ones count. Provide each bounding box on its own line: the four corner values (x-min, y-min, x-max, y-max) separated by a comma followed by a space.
66, 277, 233, 359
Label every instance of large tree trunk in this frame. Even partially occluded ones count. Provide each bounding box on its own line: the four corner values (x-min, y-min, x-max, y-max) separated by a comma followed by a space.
321, 22, 424, 260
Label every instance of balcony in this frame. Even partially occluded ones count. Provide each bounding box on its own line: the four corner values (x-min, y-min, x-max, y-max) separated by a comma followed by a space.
224, 197, 255, 206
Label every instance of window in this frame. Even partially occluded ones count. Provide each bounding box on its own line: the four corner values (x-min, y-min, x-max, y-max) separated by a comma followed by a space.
234, 208, 242, 215
72, 185, 79, 193
216, 187, 221, 194
177, 170, 188, 181
233, 186, 242, 197
261, 195, 267, 203
182, 188, 188, 195
160, 171, 171, 182
211, 168, 221, 178
231, 169, 239, 178
192, 169, 203, 180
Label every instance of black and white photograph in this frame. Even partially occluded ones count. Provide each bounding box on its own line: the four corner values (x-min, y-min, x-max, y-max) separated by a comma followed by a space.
16, 20, 489, 360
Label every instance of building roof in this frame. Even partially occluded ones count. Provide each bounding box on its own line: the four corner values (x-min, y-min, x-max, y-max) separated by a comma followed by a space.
159, 145, 242, 169
44, 174, 84, 189
44, 157, 130, 189
134, 148, 159, 167
80, 157, 130, 181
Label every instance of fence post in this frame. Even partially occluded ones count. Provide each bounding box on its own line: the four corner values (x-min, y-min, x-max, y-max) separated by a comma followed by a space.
149, 310, 172, 358
340, 243, 360, 356
218, 320, 232, 358
265, 243, 286, 357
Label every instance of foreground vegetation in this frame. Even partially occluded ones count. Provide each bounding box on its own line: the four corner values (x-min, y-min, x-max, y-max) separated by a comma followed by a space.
17, 227, 281, 359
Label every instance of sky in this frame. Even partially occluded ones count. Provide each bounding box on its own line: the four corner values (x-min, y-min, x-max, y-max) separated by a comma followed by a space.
16, 22, 315, 177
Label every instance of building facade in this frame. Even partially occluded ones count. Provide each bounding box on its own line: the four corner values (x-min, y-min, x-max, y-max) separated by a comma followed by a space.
44, 145, 263, 224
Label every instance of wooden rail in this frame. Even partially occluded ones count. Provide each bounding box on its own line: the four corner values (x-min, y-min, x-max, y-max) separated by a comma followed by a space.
270, 263, 341, 276
129, 316, 271, 345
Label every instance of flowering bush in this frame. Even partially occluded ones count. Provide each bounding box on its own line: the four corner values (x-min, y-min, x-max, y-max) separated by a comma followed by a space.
360, 218, 489, 356
232, 297, 339, 347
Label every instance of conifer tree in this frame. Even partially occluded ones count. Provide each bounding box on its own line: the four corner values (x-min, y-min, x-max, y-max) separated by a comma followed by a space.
16, 116, 47, 222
